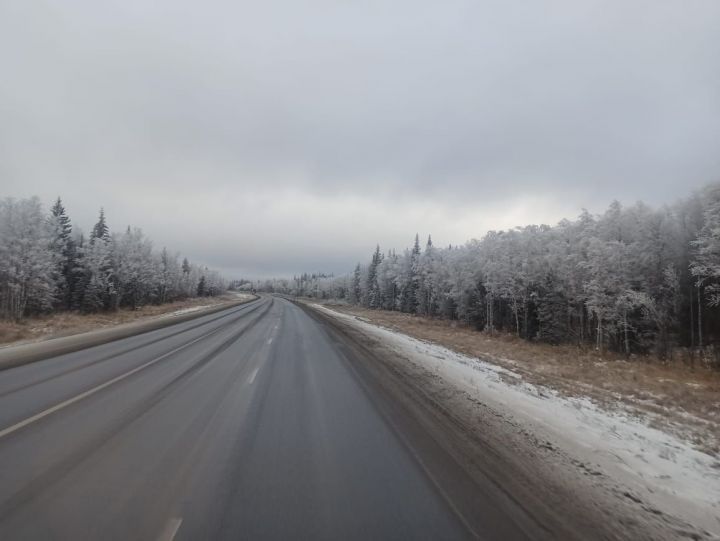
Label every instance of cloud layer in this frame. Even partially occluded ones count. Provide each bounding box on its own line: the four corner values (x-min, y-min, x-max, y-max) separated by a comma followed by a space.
2, 0, 718, 276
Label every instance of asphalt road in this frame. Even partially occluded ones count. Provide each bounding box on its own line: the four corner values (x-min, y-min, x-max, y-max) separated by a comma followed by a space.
0, 296, 526, 540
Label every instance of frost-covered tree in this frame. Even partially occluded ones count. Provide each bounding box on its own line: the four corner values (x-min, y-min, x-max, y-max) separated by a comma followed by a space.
91, 208, 110, 242
691, 184, 720, 307
377, 250, 399, 310
112, 227, 156, 309
197, 275, 207, 297
397, 235, 421, 313
257, 181, 720, 358
48, 197, 77, 309
0, 197, 226, 319
365, 245, 383, 308
349, 263, 362, 305
417, 235, 437, 317
77, 235, 115, 312
0, 197, 57, 319
536, 271, 567, 344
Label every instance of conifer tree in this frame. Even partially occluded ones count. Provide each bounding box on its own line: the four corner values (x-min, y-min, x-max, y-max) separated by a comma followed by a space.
49, 197, 77, 309
349, 263, 362, 305
401, 234, 421, 313
366, 245, 383, 308
91, 208, 109, 242
691, 185, 720, 307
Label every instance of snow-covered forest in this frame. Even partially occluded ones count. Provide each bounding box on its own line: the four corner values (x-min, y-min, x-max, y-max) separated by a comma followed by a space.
0, 197, 226, 320
261, 183, 720, 359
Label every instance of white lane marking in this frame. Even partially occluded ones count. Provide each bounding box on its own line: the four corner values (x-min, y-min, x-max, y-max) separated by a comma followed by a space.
157, 517, 183, 541
0, 330, 216, 440
267, 338, 273, 345
248, 367, 259, 385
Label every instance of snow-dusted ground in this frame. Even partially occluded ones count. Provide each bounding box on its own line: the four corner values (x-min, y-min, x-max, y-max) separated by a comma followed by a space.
167, 306, 207, 316
313, 304, 720, 538
232, 292, 256, 302
165, 293, 255, 318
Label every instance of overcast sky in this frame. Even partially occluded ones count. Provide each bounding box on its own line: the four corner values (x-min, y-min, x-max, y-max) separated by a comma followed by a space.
1, 1, 719, 278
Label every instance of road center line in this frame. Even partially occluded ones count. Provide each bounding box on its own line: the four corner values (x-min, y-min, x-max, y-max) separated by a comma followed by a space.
0, 329, 218, 440
157, 517, 183, 541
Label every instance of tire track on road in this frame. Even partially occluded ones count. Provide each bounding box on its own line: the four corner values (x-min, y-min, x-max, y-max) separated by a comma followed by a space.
0, 298, 264, 400
0, 299, 275, 524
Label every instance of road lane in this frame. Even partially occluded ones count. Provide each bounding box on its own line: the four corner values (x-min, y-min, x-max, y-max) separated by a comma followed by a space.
0, 298, 267, 429
0, 296, 522, 539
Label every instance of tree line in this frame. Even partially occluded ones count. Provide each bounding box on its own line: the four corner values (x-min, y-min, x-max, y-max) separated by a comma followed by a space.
0, 196, 226, 320
259, 183, 720, 361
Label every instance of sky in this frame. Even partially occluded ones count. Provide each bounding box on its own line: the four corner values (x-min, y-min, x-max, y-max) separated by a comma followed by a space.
1, 1, 719, 278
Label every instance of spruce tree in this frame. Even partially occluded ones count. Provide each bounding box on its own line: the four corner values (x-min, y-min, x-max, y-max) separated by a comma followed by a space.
49, 197, 77, 309
91, 208, 109, 242
536, 272, 567, 344
350, 263, 362, 304
81, 208, 114, 310
417, 234, 435, 316
403, 234, 421, 313
366, 245, 383, 308
50, 198, 72, 242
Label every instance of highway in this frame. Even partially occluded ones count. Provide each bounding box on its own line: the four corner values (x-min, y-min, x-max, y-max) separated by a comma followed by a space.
0, 296, 530, 540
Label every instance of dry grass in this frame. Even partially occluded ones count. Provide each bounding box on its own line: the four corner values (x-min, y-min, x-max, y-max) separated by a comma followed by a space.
0, 294, 240, 347
321, 302, 720, 455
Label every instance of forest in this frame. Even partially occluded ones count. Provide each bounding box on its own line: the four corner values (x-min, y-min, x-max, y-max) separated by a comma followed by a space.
260, 183, 720, 362
0, 196, 226, 321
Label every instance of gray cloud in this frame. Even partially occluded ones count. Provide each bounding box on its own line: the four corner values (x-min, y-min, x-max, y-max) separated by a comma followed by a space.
1, 0, 719, 277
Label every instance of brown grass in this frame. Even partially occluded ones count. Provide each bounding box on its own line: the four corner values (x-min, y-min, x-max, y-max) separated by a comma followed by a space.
320, 302, 720, 455
0, 294, 240, 347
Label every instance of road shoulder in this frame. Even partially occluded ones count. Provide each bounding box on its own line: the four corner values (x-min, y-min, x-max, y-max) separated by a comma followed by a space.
301, 300, 719, 541
0, 295, 259, 371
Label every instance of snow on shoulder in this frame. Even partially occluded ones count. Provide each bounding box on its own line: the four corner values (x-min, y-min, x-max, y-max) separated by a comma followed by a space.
312, 303, 720, 538
166, 306, 206, 317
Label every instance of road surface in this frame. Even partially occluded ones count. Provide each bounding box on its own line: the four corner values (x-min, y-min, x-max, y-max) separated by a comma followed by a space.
0, 296, 530, 540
